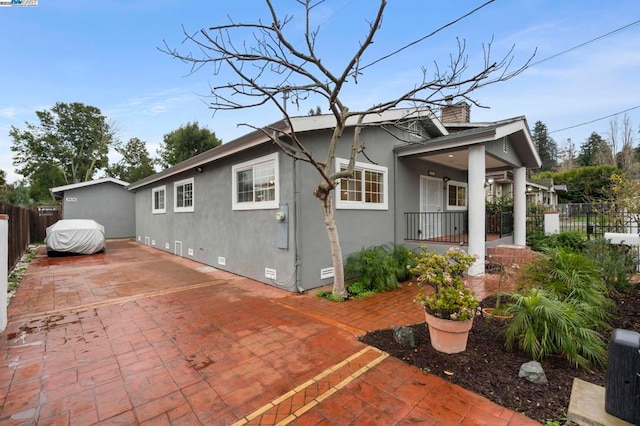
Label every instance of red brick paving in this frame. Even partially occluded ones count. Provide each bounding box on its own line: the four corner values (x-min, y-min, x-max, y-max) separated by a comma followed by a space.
0, 240, 538, 425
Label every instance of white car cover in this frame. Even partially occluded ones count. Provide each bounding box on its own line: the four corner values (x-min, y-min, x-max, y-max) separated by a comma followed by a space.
45, 219, 106, 255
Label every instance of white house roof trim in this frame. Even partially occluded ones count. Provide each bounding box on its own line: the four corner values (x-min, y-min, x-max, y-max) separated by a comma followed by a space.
395, 116, 542, 169
128, 107, 448, 191
50, 177, 130, 197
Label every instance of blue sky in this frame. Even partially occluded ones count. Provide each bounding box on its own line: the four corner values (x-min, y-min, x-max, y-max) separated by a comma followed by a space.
1, 0, 639, 183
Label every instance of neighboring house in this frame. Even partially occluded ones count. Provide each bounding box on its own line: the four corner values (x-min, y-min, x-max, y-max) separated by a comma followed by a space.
484, 173, 562, 210
526, 178, 561, 210
50, 178, 135, 239
128, 103, 541, 291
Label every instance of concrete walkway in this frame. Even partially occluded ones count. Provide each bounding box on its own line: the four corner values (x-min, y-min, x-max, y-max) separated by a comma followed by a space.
0, 240, 537, 425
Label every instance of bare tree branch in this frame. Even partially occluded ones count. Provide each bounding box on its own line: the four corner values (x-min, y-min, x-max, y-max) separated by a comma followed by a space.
161, 0, 534, 296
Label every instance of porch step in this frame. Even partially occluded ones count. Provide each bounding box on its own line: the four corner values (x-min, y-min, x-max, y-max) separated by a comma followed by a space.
486, 245, 540, 267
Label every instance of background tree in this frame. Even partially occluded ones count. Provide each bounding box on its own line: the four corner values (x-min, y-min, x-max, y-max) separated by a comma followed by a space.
577, 132, 613, 167
531, 121, 557, 171
106, 137, 156, 183
557, 138, 576, 172
2, 180, 32, 206
536, 165, 617, 203
614, 114, 636, 176
10, 102, 116, 200
156, 121, 222, 168
163, 0, 533, 296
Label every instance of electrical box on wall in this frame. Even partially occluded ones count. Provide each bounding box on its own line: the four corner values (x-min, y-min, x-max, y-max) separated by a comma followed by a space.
276, 204, 288, 250
151, 240, 155, 246
188, 248, 194, 256
165, 243, 170, 250
218, 256, 226, 266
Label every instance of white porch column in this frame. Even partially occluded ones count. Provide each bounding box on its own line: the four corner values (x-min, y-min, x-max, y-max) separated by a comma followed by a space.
0, 214, 8, 332
467, 145, 485, 276
513, 167, 527, 246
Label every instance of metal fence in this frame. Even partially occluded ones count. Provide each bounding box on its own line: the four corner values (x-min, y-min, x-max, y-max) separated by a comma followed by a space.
0, 202, 60, 270
404, 211, 514, 243
527, 208, 640, 239
405, 211, 467, 243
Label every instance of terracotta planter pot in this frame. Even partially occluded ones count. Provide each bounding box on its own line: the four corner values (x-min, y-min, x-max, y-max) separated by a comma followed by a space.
424, 311, 473, 354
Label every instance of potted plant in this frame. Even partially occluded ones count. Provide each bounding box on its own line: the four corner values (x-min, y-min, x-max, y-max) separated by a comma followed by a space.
409, 246, 479, 354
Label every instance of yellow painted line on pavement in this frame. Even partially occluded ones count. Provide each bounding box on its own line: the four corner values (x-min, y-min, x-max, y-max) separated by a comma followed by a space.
233, 346, 389, 426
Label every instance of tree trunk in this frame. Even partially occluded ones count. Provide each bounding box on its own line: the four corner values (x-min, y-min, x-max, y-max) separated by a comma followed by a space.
320, 194, 346, 297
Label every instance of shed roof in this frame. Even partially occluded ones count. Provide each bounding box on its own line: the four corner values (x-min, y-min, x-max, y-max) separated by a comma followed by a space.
50, 177, 130, 198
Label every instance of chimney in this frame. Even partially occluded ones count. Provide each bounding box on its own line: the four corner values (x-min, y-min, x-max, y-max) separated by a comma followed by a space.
440, 100, 471, 123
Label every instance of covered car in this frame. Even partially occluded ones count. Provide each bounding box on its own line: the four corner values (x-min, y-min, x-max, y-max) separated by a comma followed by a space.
45, 219, 106, 255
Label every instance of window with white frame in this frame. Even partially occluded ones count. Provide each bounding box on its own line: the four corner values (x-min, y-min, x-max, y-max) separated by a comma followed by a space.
335, 158, 388, 210
152, 185, 166, 214
232, 153, 279, 210
447, 181, 467, 210
174, 178, 194, 213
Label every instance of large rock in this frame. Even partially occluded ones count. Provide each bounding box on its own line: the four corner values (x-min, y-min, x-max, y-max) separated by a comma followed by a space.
393, 326, 415, 347
519, 361, 548, 385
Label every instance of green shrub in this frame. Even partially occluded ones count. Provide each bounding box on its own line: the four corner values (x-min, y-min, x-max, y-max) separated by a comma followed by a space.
526, 230, 547, 251
316, 290, 345, 302
527, 230, 586, 252
503, 288, 608, 369
409, 246, 479, 321
347, 281, 376, 299
505, 247, 616, 369
518, 247, 615, 326
389, 243, 415, 282
585, 237, 637, 291
344, 245, 401, 292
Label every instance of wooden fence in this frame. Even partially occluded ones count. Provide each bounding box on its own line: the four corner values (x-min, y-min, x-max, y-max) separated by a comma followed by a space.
0, 202, 60, 271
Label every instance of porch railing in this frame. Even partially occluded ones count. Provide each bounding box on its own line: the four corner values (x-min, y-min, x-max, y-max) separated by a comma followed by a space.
404, 212, 468, 244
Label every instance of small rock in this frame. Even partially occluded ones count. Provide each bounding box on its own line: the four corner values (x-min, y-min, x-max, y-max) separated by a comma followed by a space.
518, 360, 548, 385
392, 326, 415, 347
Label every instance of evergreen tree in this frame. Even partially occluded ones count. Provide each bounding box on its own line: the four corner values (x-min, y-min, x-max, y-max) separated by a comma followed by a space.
531, 121, 557, 171
578, 132, 613, 167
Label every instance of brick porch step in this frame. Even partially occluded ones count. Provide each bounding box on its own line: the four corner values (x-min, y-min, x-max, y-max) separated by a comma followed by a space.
486, 244, 540, 267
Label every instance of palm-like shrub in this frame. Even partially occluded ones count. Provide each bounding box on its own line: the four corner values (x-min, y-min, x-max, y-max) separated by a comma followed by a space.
505, 247, 616, 369
503, 288, 608, 369
517, 247, 615, 327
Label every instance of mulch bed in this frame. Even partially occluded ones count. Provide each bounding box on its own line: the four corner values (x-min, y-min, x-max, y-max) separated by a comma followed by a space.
360, 283, 640, 423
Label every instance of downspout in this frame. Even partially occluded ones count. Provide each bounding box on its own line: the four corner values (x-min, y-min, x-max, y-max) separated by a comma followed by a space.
293, 157, 303, 292
393, 151, 398, 244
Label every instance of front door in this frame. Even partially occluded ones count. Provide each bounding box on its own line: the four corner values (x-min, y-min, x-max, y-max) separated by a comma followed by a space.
420, 176, 443, 239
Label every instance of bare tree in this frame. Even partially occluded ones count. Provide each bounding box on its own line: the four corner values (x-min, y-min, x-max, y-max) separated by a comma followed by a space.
162, 0, 534, 296
608, 117, 620, 166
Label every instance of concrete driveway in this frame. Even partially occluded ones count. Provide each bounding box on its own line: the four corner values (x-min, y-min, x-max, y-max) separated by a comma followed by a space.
0, 240, 536, 425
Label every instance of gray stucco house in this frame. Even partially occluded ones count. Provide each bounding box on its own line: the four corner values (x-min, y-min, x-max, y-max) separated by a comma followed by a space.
128, 104, 541, 292
50, 177, 135, 239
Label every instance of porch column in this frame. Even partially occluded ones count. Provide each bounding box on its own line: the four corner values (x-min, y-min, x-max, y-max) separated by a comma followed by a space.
513, 166, 527, 246
467, 145, 485, 276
